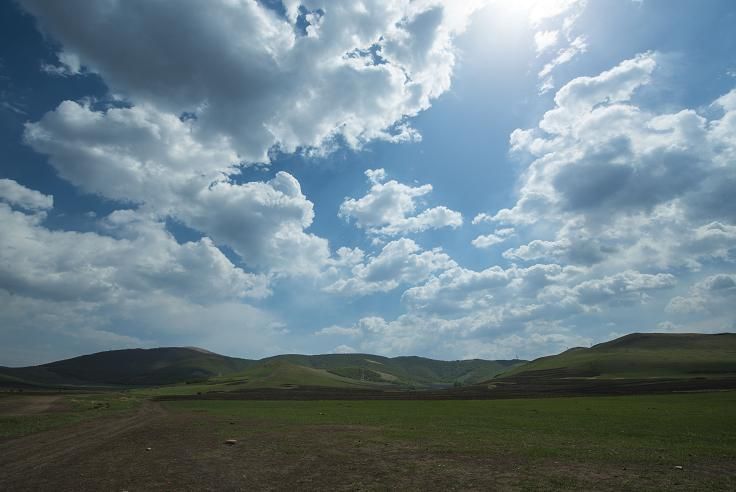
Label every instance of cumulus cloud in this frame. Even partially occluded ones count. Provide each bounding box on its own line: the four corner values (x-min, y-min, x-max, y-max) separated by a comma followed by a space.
24, 101, 329, 275
0, 187, 287, 361
471, 227, 514, 249
490, 53, 736, 273
335, 263, 675, 358
417, 53, 736, 357
0, 179, 53, 211
666, 274, 736, 315
24, 101, 239, 205
0, 203, 270, 304
318, 312, 594, 360
21, 0, 483, 161
19, 0, 485, 284
472, 212, 494, 225
324, 238, 455, 296
339, 168, 462, 236
567, 271, 676, 307
503, 234, 614, 266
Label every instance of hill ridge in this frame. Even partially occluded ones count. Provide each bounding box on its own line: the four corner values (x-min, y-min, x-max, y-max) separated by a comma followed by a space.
499, 332, 736, 379
0, 347, 525, 389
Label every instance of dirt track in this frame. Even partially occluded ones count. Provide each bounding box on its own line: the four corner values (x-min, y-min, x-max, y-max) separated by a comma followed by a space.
0, 395, 67, 415
0, 401, 166, 489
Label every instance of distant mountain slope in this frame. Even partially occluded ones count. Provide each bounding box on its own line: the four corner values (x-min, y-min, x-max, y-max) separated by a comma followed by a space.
219, 360, 376, 389
499, 333, 736, 379
261, 354, 524, 386
0, 347, 256, 387
0, 349, 525, 389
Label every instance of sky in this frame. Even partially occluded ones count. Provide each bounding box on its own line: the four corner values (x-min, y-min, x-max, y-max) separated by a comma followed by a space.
1, 0, 735, 366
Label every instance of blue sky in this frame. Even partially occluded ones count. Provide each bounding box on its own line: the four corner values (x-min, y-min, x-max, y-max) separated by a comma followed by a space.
1, 0, 735, 366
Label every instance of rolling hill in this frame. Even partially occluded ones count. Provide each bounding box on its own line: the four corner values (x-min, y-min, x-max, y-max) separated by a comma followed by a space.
0, 347, 256, 387
259, 353, 522, 387
498, 332, 736, 379
6, 332, 731, 391
0, 348, 524, 389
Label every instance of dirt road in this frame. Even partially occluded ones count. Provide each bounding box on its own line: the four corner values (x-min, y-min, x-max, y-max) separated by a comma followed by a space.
0, 401, 166, 490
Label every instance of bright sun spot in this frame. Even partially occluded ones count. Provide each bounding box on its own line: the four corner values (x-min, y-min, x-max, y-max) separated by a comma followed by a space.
492, 0, 579, 25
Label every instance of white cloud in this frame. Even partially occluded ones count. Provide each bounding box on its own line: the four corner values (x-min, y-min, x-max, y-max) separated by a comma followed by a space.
0, 203, 269, 305
333, 344, 357, 354
180, 173, 330, 276
25, 101, 329, 275
523, 0, 588, 92
503, 233, 613, 266
339, 168, 462, 236
527, 0, 586, 27
437, 53, 736, 356
21, 0, 483, 162
0, 187, 290, 362
666, 274, 736, 315
568, 271, 676, 307
325, 238, 455, 296
490, 54, 736, 274
471, 227, 514, 249
0, 179, 53, 211
315, 325, 362, 337
334, 262, 676, 358
538, 35, 587, 93
472, 212, 494, 225
20, 0, 485, 282
534, 30, 559, 54
24, 101, 239, 206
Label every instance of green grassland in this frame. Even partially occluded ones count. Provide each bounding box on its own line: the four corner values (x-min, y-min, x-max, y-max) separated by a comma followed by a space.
0, 392, 141, 439
165, 392, 736, 462
2, 389, 734, 489
500, 333, 736, 379
165, 391, 736, 490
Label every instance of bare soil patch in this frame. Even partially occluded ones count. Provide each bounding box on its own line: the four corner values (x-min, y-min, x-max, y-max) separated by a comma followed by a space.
0, 394, 69, 416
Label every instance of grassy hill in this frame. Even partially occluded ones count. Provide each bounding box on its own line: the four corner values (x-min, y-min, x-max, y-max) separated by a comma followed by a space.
0, 347, 256, 387
259, 354, 522, 387
3, 333, 734, 391
499, 333, 736, 379
208, 360, 378, 390
0, 349, 524, 389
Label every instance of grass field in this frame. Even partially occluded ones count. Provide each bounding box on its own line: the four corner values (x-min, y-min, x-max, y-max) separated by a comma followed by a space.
0, 392, 140, 439
166, 392, 736, 462
160, 391, 736, 490
1, 390, 735, 490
